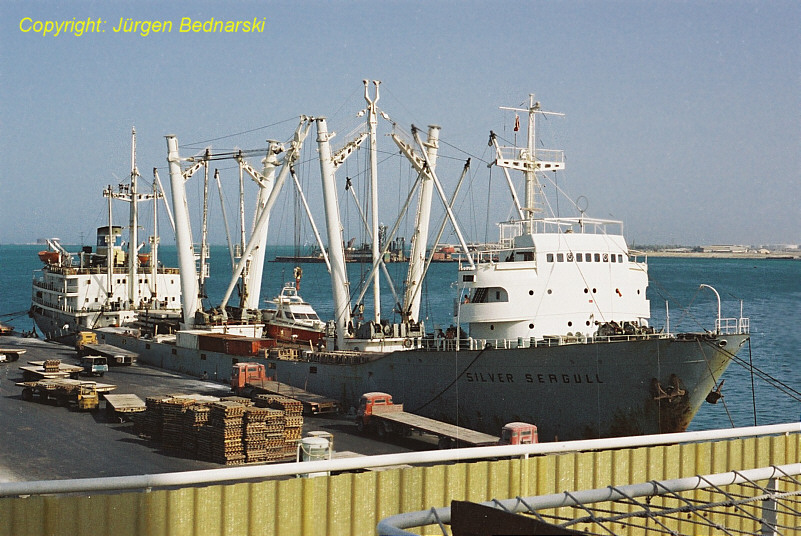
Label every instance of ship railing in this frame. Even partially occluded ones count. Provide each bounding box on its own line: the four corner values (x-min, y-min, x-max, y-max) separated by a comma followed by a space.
45, 265, 181, 276
716, 316, 750, 335
419, 332, 671, 352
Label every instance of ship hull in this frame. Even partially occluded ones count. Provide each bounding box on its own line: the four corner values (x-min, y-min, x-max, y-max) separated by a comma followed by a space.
99, 328, 748, 441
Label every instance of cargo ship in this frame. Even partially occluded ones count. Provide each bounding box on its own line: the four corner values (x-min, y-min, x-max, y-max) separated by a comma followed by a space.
30, 129, 182, 341
98, 89, 750, 441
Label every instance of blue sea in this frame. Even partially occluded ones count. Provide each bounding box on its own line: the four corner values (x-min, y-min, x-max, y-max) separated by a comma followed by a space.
2, 244, 799, 431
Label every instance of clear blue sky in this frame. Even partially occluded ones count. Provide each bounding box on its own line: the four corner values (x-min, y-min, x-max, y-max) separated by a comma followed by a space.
1, 1, 799, 247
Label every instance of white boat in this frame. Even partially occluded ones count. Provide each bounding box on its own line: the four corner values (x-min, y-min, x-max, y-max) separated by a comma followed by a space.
29, 129, 182, 341
262, 270, 325, 346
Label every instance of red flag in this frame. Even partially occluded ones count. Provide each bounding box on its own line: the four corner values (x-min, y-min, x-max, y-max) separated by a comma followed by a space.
514, 114, 520, 132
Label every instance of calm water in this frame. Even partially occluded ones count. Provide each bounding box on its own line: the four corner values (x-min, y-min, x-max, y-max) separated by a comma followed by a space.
2, 244, 799, 431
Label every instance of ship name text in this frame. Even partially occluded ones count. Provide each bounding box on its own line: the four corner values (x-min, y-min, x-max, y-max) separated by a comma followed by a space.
465, 372, 604, 384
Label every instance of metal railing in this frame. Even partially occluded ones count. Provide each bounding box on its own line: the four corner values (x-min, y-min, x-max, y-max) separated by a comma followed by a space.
1, 422, 797, 498
377, 462, 801, 535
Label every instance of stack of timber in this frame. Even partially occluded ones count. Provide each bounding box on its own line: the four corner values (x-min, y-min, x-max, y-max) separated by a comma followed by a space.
255, 395, 303, 458
242, 406, 270, 463
133, 394, 303, 465
204, 401, 246, 465
133, 396, 168, 440
160, 397, 195, 453
181, 404, 210, 457
43, 360, 61, 373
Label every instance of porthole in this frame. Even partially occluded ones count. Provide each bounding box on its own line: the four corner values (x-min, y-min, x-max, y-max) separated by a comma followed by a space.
584, 288, 588, 294
547, 289, 552, 294
592, 288, 597, 293
586, 321, 591, 326
529, 323, 534, 329
637, 290, 641, 295
490, 325, 495, 330
567, 321, 573, 327
529, 290, 534, 295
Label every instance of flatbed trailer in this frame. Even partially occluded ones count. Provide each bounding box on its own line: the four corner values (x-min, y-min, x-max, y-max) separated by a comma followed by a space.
17, 378, 116, 410
240, 380, 340, 416
358, 392, 499, 448
78, 343, 137, 365
104, 393, 146, 421
20, 361, 83, 381
0, 348, 26, 363
230, 362, 339, 415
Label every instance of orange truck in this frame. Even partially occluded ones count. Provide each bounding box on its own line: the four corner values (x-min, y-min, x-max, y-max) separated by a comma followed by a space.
230, 362, 339, 415
356, 392, 538, 449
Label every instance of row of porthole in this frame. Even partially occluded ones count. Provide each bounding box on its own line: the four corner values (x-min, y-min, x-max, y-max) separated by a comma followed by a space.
488, 319, 594, 331
527, 288, 640, 296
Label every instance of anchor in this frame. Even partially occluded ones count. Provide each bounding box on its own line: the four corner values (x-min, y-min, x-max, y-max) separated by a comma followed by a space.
652, 374, 687, 401
705, 379, 725, 404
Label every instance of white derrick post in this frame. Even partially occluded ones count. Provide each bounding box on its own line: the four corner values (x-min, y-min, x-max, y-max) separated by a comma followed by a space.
166, 135, 200, 328
317, 117, 352, 348
365, 79, 381, 323
128, 127, 138, 307
402, 125, 439, 322
242, 142, 280, 310
218, 118, 311, 318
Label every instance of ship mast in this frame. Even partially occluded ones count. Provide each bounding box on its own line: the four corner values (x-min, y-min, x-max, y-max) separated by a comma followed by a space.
166, 135, 201, 328
497, 95, 565, 231
317, 117, 352, 348
364, 80, 381, 323
400, 125, 440, 323
150, 175, 160, 303
128, 127, 138, 307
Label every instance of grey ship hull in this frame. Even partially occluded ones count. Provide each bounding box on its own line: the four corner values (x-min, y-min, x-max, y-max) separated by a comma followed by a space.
100, 328, 748, 441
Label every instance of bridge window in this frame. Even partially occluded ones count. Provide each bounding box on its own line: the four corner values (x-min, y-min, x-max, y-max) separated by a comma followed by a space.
546, 253, 554, 262
556, 253, 564, 262
576, 253, 583, 261
585, 253, 592, 262
611, 254, 617, 263
470, 287, 508, 303
594, 253, 601, 262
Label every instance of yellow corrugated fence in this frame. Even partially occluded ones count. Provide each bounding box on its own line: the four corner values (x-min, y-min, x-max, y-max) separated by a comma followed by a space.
1, 433, 798, 536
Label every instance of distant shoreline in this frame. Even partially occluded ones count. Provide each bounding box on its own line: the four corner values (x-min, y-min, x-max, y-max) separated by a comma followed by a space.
643, 251, 800, 260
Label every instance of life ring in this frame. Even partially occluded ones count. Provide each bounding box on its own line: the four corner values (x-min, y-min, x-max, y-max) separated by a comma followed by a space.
403, 338, 412, 349
382, 324, 392, 336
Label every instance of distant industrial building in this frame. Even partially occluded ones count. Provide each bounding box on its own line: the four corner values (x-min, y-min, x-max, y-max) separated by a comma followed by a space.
700, 245, 749, 253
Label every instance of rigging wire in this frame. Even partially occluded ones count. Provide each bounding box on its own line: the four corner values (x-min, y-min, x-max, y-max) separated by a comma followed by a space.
182, 117, 299, 148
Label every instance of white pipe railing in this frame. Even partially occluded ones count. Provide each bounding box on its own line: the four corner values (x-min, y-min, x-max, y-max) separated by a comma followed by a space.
0, 423, 798, 498
377, 462, 801, 536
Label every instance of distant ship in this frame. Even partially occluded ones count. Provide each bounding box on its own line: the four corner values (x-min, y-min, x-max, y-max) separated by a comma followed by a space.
29, 129, 182, 341
98, 90, 750, 441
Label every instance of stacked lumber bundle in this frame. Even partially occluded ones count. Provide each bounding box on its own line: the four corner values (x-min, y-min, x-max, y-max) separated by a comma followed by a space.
43, 360, 61, 373
133, 394, 306, 465
204, 401, 246, 465
254, 395, 303, 458
181, 404, 210, 458
160, 397, 195, 452
134, 396, 169, 440
242, 406, 270, 463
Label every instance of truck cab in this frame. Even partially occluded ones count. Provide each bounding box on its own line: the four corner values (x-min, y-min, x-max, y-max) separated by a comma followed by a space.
357, 392, 393, 419
76, 331, 98, 351
76, 383, 99, 411
80, 355, 108, 377
231, 362, 270, 390
499, 422, 539, 445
